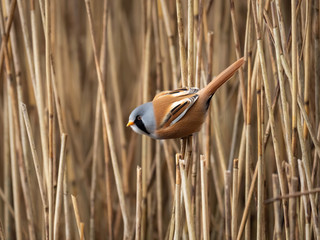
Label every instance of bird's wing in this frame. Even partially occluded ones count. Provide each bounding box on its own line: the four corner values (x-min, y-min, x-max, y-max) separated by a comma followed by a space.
154, 91, 199, 128
153, 87, 199, 100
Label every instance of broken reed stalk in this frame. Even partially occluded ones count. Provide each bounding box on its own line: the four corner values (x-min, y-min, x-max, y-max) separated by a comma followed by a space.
200, 155, 209, 240
63, 169, 71, 240
53, 134, 68, 240
6, 76, 22, 240
227, 88, 243, 171
17, 0, 49, 189
231, 159, 238, 240
135, 166, 142, 240
2, 100, 10, 240
71, 195, 85, 240
21, 102, 49, 238
174, 154, 181, 240
272, 174, 282, 239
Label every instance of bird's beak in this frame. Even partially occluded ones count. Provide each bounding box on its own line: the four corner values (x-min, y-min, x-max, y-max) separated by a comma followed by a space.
126, 121, 134, 127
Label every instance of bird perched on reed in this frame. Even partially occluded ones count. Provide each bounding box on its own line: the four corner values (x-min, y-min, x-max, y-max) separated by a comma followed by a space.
127, 58, 244, 139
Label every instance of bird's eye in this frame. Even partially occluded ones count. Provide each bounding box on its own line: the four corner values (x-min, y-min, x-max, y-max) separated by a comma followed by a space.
137, 116, 141, 121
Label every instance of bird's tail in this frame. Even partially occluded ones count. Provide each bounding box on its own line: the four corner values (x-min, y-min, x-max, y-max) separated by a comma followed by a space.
202, 57, 245, 96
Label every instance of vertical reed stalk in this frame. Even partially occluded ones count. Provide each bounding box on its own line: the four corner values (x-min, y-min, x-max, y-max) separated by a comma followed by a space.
3, 82, 11, 240
176, 0, 187, 87
107, 14, 129, 195
291, 0, 298, 159
195, 0, 203, 88
180, 159, 196, 240
63, 169, 71, 240
174, 154, 181, 240
225, 171, 231, 240
1, 12, 36, 238
8, 83, 22, 240
200, 155, 209, 240
251, 1, 289, 237
289, 177, 298, 240
156, 141, 163, 240
187, 0, 194, 87
17, 0, 49, 190
229, 0, 247, 120
45, 1, 54, 239
103, 124, 113, 240
272, 174, 282, 240
271, 1, 295, 176
160, 0, 178, 88
303, 0, 311, 138
71, 195, 85, 240
232, 159, 238, 240
136, 166, 142, 240
21, 103, 49, 239
84, 0, 129, 237
257, 61, 264, 240
298, 160, 311, 240
53, 134, 68, 240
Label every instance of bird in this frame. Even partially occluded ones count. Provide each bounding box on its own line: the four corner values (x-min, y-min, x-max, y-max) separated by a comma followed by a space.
127, 57, 244, 139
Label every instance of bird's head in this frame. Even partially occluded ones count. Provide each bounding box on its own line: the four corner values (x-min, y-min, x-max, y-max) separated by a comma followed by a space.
127, 102, 157, 138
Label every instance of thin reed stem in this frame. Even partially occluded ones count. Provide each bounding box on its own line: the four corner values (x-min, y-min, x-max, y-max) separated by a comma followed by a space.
200, 155, 209, 240
53, 134, 68, 240
135, 166, 142, 240
224, 171, 231, 240
83, 1, 129, 237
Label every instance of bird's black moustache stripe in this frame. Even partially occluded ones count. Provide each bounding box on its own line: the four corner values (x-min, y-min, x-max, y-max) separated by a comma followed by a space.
135, 119, 150, 135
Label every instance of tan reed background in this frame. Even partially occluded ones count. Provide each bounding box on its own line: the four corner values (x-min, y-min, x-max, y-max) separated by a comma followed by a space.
0, 0, 319, 239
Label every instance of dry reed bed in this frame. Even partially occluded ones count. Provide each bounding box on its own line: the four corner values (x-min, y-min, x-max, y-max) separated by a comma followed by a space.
0, 0, 319, 239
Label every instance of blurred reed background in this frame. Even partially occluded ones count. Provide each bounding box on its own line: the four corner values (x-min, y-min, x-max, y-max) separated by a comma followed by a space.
0, 0, 319, 239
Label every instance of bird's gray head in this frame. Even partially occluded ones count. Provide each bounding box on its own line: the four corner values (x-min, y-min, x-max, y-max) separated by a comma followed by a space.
127, 102, 157, 138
